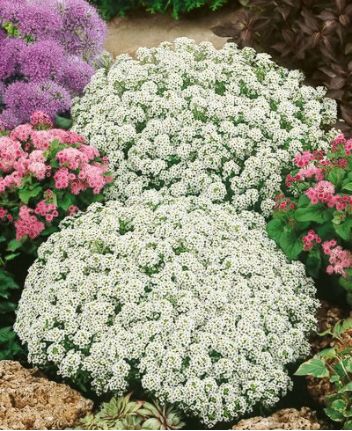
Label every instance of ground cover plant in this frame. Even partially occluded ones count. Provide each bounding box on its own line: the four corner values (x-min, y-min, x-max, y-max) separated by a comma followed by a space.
14, 192, 318, 426
89, 0, 229, 20
0, 0, 106, 129
267, 133, 352, 305
72, 38, 337, 217
0, 112, 111, 360
296, 318, 352, 429
213, 0, 352, 130
78, 392, 185, 430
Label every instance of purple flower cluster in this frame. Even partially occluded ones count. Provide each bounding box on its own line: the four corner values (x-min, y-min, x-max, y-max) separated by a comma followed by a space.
0, 0, 106, 128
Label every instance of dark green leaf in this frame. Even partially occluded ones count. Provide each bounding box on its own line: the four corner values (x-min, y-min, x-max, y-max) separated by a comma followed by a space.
278, 229, 303, 260
55, 115, 73, 130
297, 194, 310, 207
294, 205, 326, 224
306, 249, 322, 278
18, 186, 42, 204
335, 219, 352, 241
324, 407, 345, 422
331, 399, 347, 413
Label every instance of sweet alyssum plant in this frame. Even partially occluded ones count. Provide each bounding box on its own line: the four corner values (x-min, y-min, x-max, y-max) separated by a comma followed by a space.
15, 193, 317, 425
296, 318, 352, 429
0, 111, 111, 359
72, 38, 336, 216
267, 134, 352, 303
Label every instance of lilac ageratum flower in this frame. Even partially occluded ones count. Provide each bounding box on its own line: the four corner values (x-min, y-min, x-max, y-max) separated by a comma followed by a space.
0, 28, 6, 42
49, 0, 106, 63
0, 0, 25, 27
0, 109, 19, 130
0, 38, 26, 80
17, 3, 62, 40
59, 56, 94, 94
3, 81, 71, 124
0, 0, 105, 126
20, 40, 65, 81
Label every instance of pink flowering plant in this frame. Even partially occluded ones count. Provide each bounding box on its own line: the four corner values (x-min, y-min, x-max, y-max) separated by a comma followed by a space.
0, 111, 111, 265
267, 134, 352, 303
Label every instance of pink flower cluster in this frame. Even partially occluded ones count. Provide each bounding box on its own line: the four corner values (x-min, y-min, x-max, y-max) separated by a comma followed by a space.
53, 145, 107, 194
34, 200, 59, 223
303, 230, 322, 251
0, 111, 111, 241
14, 206, 45, 240
323, 240, 352, 277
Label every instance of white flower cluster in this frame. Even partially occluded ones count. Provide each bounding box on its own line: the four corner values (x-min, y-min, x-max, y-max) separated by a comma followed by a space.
15, 193, 317, 425
72, 38, 336, 215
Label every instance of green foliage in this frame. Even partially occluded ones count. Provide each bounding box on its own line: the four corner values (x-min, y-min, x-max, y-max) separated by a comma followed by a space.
89, 0, 229, 20
77, 393, 185, 430
266, 136, 352, 304
0, 268, 23, 360
295, 319, 352, 429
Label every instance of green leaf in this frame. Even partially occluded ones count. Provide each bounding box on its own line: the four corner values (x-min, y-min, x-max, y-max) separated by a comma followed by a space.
344, 420, 352, 429
266, 219, 284, 241
278, 229, 303, 260
4, 252, 20, 261
58, 193, 75, 211
331, 399, 348, 413
339, 382, 352, 393
324, 407, 345, 422
318, 347, 337, 360
316, 222, 335, 238
55, 115, 72, 130
295, 358, 330, 378
298, 194, 310, 207
333, 318, 352, 338
7, 239, 23, 252
306, 249, 322, 278
18, 186, 42, 204
335, 219, 352, 241
342, 182, 352, 192
294, 205, 326, 224
327, 167, 346, 187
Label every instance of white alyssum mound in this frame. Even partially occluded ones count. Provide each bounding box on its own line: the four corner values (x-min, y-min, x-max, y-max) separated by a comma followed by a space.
15, 193, 317, 426
72, 38, 336, 215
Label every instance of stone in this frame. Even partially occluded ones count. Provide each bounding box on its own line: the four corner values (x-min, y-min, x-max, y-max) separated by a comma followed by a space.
104, 7, 240, 58
232, 407, 326, 430
0, 361, 93, 430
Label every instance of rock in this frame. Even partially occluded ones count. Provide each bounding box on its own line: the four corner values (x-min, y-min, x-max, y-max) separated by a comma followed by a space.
0, 361, 93, 430
232, 407, 326, 430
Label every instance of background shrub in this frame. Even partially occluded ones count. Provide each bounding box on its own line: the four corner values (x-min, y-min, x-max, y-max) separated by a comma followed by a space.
89, 0, 229, 20
213, 0, 352, 131
0, 0, 106, 128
